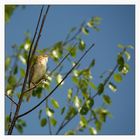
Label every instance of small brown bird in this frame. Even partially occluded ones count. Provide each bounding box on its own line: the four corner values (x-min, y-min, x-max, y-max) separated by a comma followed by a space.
27, 54, 49, 101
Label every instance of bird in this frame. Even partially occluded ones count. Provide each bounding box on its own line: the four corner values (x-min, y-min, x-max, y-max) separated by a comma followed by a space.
27, 54, 49, 101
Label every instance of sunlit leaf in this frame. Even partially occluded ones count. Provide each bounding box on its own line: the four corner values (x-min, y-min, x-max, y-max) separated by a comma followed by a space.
103, 95, 112, 105
67, 88, 73, 101
46, 108, 54, 117
24, 43, 30, 51
73, 70, 79, 77
51, 98, 60, 109
40, 118, 47, 127
114, 73, 122, 83
19, 55, 26, 64
108, 82, 117, 92
79, 40, 86, 51
86, 97, 94, 109
73, 96, 81, 109
124, 51, 131, 61
56, 74, 64, 85
79, 116, 87, 128
89, 127, 97, 135
121, 63, 130, 75
82, 27, 89, 35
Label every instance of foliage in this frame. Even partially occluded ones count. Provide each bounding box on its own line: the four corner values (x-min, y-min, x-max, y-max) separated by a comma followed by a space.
5, 6, 134, 135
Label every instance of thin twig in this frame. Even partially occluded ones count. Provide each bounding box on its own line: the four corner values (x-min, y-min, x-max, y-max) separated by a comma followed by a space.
5, 94, 18, 106
17, 43, 95, 118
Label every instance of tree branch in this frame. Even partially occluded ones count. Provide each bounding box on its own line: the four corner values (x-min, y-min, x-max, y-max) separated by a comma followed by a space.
54, 47, 127, 134
7, 6, 50, 135
5, 94, 18, 106
17, 43, 95, 119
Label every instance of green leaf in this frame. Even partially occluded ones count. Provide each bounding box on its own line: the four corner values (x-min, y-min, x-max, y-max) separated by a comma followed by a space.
97, 108, 109, 122
19, 55, 26, 64
40, 118, 47, 127
67, 88, 73, 101
80, 105, 89, 115
89, 127, 97, 135
8, 75, 16, 86
5, 5, 17, 23
56, 74, 64, 85
50, 117, 57, 126
95, 120, 102, 131
46, 108, 54, 117
118, 44, 124, 49
103, 95, 112, 105
121, 63, 130, 75
117, 55, 124, 66
20, 68, 25, 77
89, 59, 95, 69
78, 79, 88, 93
97, 83, 104, 95
61, 107, 65, 115
86, 98, 94, 109
127, 45, 134, 49
51, 98, 60, 109
124, 51, 131, 61
17, 119, 26, 127
68, 46, 77, 57
15, 124, 23, 134
65, 107, 77, 120
79, 40, 86, 51
5, 57, 11, 70
73, 96, 81, 109
13, 65, 18, 74
82, 27, 89, 35
79, 116, 87, 128
72, 76, 79, 85
73, 69, 79, 77
65, 130, 75, 135
51, 41, 63, 60
114, 73, 122, 83
89, 81, 97, 90
108, 82, 117, 92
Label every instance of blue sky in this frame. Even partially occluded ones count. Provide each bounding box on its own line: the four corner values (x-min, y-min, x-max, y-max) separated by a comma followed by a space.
5, 5, 135, 135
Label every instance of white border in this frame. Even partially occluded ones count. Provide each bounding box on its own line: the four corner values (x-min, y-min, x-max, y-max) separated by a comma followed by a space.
0, 0, 139, 140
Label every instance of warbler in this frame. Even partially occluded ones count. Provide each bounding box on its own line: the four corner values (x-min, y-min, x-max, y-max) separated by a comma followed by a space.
27, 54, 49, 101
